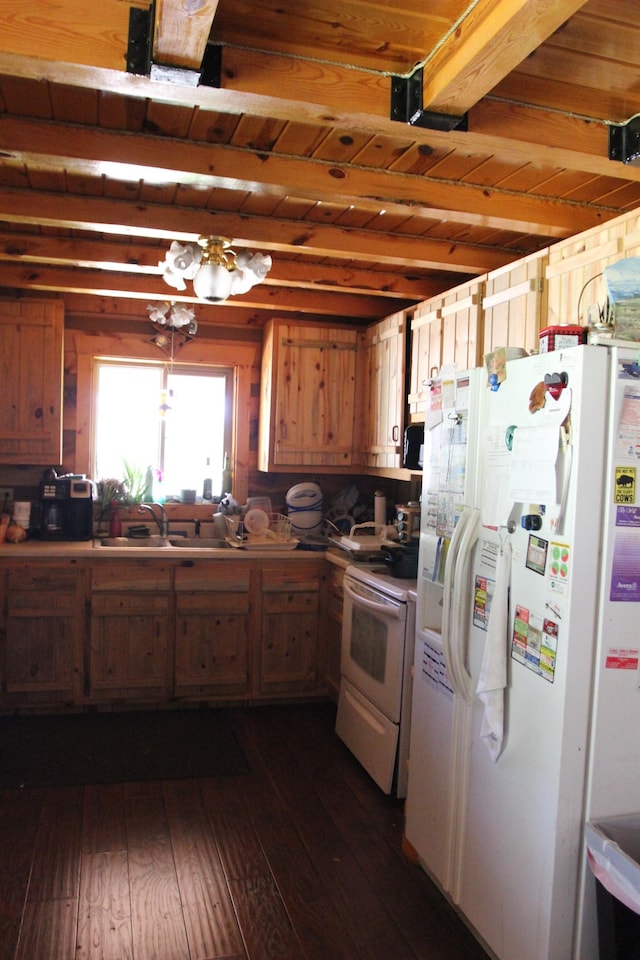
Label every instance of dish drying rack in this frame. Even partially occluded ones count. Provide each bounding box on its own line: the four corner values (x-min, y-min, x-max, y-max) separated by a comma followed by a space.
225, 513, 293, 543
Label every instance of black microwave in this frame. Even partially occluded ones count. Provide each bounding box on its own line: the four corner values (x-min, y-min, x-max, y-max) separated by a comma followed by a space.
403, 425, 424, 471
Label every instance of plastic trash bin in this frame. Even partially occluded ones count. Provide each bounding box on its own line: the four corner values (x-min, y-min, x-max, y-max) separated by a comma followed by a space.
585, 815, 640, 960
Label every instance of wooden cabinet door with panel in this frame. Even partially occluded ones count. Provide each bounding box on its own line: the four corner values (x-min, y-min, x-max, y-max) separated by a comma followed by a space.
482, 250, 548, 356
258, 560, 324, 697
89, 562, 172, 702
258, 319, 359, 470
408, 278, 484, 422
359, 311, 406, 470
0, 562, 85, 706
0, 299, 63, 464
174, 560, 252, 699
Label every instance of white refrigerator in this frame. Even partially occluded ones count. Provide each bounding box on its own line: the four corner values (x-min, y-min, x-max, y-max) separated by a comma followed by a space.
405, 343, 640, 960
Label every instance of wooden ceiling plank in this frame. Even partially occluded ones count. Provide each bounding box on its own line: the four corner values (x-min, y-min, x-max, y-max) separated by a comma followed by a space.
0, 115, 614, 236
0, 0, 142, 72
421, 0, 590, 115
154, 0, 219, 70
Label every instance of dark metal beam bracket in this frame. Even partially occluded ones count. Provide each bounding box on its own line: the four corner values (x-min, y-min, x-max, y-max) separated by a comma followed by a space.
126, 4, 153, 76
390, 69, 468, 132
126, 3, 221, 88
609, 117, 640, 165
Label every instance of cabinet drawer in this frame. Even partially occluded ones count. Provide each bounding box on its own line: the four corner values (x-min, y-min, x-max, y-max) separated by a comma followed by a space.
262, 562, 322, 593
176, 592, 249, 616
262, 591, 319, 615
91, 563, 171, 591
174, 560, 251, 592
91, 594, 170, 616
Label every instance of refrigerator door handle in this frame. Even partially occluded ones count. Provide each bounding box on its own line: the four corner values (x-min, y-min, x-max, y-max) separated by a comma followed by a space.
450, 507, 480, 704
442, 506, 471, 699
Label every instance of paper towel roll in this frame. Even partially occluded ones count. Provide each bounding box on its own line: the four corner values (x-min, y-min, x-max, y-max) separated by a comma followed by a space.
374, 491, 386, 526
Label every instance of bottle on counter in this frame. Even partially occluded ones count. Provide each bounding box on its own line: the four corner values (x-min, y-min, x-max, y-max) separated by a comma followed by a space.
221, 452, 232, 497
108, 501, 122, 538
203, 457, 213, 500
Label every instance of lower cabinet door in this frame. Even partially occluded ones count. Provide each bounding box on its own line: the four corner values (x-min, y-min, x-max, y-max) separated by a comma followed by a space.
173, 560, 251, 699
89, 592, 171, 701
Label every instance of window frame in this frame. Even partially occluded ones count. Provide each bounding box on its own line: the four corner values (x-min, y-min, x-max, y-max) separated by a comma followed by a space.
72, 331, 257, 505
91, 356, 234, 496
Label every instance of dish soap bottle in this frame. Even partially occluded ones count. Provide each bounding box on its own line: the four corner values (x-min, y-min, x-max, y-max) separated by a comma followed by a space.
221, 452, 232, 497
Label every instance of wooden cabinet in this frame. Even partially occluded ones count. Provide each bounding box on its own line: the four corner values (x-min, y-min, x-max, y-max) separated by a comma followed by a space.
324, 560, 345, 702
89, 562, 172, 702
482, 250, 548, 356
358, 311, 406, 470
174, 560, 252, 699
258, 560, 324, 697
408, 278, 485, 421
258, 319, 360, 471
0, 298, 64, 464
0, 561, 86, 706
0, 553, 331, 711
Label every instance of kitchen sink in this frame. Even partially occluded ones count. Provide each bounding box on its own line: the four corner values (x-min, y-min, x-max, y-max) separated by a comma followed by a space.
96, 536, 230, 549
98, 536, 172, 548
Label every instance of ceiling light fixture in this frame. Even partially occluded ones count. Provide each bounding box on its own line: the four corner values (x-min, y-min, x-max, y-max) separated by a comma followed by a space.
147, 301, 197, 333
159, 236, 272, 303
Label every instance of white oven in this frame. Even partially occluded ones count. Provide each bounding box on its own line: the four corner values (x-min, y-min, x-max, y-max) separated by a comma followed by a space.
336, 563, 416, 797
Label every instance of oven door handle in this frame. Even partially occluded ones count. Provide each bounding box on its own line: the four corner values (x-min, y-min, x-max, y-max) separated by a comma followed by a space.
343, 580, 403, 620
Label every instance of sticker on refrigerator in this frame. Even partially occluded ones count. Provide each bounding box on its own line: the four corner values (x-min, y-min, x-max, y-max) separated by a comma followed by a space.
610, 506, 640, 601
511, 603, 558, 682
614, 466, 636, 504
548, 541, 571, 593
473, 573, 495, 631
615, 382, 640, 462
605, 646, 639, 670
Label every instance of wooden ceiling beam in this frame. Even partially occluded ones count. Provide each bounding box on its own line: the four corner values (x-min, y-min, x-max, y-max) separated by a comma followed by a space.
0, 116, 612, 237
0, 230, 453, 300
154, 0, 219, 70
0, 185, 513, 273
0, 45, 635, 186
421, 0, 590, 115
0, 262, 408, 318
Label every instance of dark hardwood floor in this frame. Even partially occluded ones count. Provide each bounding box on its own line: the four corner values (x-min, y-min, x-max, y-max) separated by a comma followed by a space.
0, 702, 490, 960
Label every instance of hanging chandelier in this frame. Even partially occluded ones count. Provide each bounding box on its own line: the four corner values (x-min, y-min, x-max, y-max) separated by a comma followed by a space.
159, 236, 272, 303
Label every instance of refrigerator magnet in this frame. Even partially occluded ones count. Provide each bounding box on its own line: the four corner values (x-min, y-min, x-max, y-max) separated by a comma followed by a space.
525, 533, 548, 575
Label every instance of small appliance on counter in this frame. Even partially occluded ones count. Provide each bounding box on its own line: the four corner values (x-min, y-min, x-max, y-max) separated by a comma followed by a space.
39, 472, 95, 540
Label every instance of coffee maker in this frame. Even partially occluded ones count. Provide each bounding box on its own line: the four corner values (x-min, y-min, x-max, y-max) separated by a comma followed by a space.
39, 474, 95, 540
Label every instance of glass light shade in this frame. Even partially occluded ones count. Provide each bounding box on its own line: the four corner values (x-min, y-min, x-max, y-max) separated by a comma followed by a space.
192, 262, 234, 302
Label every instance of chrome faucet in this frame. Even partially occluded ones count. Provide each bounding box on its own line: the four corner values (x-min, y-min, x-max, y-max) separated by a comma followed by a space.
138, 502, 168, 538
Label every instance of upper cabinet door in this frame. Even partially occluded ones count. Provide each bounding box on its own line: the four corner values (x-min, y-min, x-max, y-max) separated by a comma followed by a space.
258, 319, 359, 471
0, 299, 63, 464
358, 310, 406, 471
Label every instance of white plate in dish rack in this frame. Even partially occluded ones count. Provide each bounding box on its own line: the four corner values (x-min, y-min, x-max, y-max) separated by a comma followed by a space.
243, 508, 271, 535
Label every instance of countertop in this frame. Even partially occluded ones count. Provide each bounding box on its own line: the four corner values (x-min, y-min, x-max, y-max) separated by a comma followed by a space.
0, 539, 353, 563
